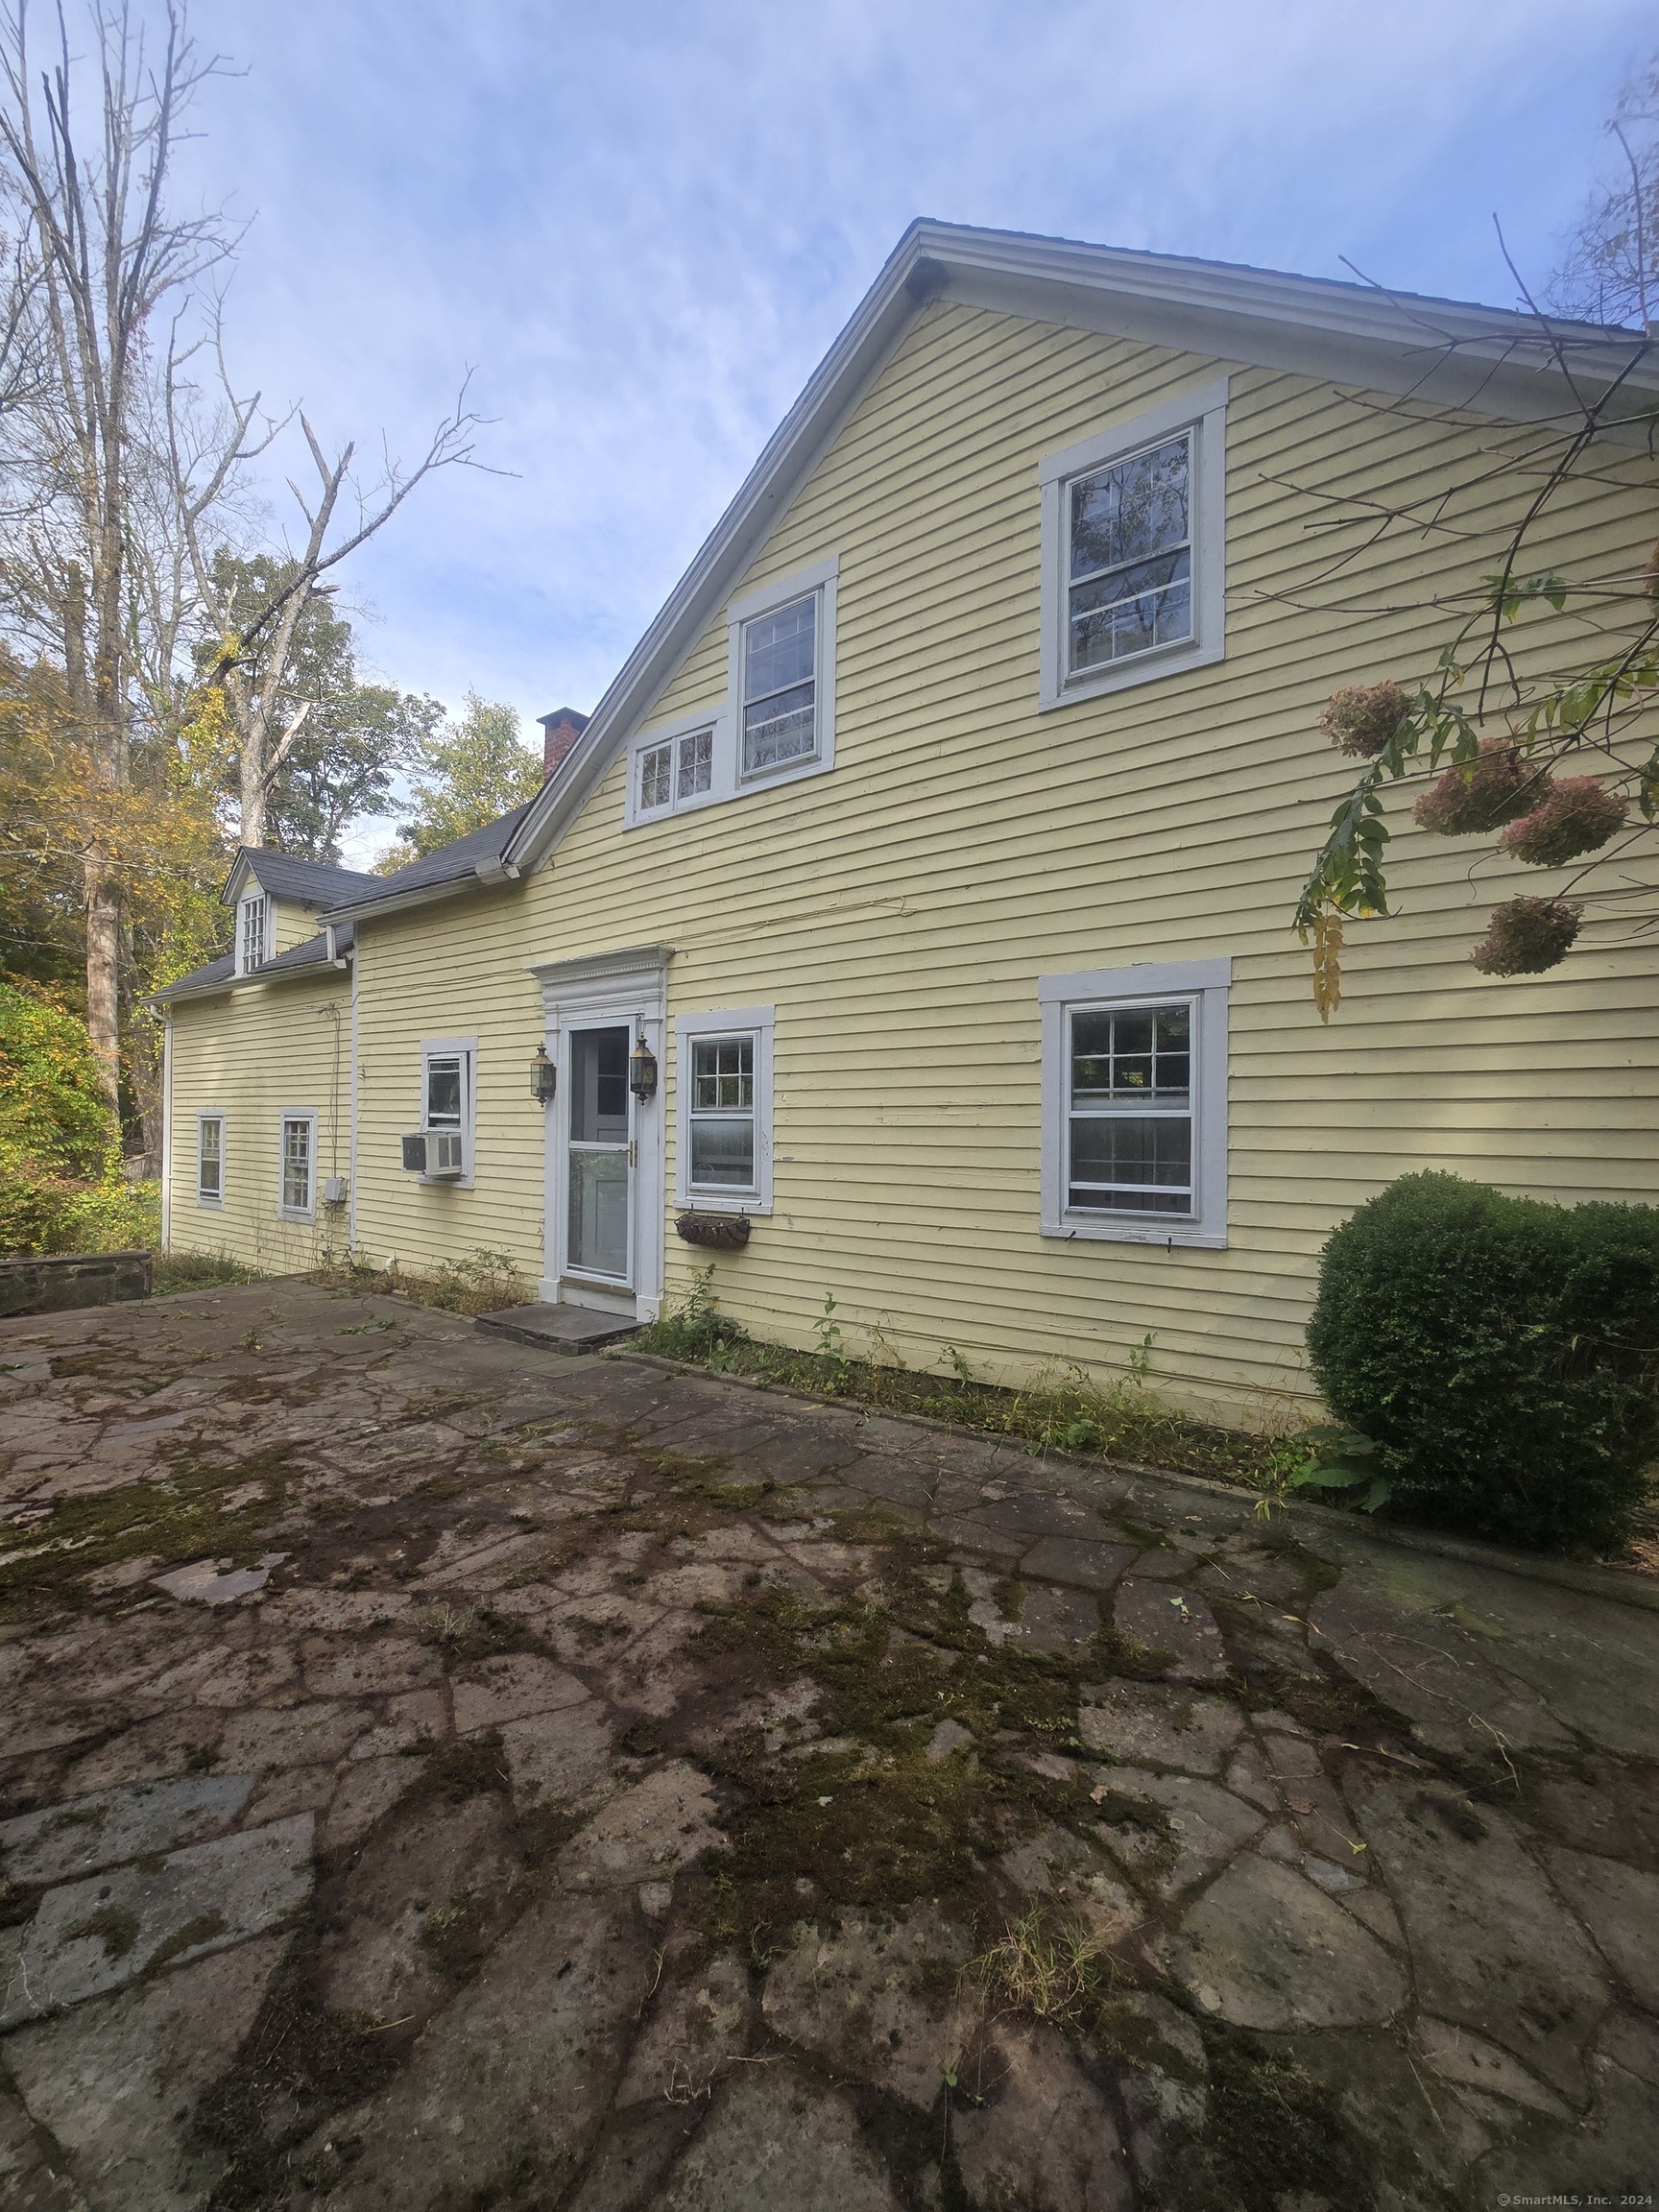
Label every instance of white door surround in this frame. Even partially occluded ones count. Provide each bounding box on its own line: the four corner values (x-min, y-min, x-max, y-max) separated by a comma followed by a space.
528, 944, 671, 1317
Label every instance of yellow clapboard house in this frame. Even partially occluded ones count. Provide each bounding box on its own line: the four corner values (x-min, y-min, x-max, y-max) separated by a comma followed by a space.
153, 223, 1659, 1423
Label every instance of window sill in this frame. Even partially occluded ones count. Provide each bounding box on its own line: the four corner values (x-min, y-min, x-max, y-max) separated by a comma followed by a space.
1039, 635, 1224, 712
277, 1208, 314, 1224
195, 1196, 224, 1210
1041, 1217, 1225, 1249
678, 1192, 771, 1216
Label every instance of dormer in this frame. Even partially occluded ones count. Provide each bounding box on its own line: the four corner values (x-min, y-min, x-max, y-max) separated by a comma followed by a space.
221, 848, 389, 974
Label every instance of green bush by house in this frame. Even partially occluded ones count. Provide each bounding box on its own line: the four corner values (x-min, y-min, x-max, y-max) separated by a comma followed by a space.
0, 981, 158, 1257
1307, 1171, 1659, 1553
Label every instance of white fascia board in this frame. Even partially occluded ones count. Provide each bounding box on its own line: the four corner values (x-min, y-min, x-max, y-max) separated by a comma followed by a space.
500, 220, 1655, 879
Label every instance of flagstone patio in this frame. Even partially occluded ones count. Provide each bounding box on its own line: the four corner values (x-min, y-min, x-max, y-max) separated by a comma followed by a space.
1, 1281, 1655, 2209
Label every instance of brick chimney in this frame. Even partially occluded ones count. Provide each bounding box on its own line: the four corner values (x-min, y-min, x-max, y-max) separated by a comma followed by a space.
538, 707, 589, 780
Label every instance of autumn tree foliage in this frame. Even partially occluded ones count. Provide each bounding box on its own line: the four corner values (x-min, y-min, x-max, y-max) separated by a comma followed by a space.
0, 0, 487, 1174
376, 693, 545, 871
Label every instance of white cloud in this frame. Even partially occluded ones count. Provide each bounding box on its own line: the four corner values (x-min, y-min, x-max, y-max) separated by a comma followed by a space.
167, 0, 1650, 734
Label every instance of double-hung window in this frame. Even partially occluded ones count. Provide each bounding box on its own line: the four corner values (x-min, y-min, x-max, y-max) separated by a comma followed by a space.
197, 1114, 224, 1206
1039, 961, 1230, 1247
421, 1038, 476, 1181
625, 557, 838, 830
278, 1111, 317, 1219
728, 556, 838, 790
740, 594, 817, 775
636, 722, 714, 821
1038, 378, 1228, 709
238, 894, 267, 974
675, 1006, 775, 1214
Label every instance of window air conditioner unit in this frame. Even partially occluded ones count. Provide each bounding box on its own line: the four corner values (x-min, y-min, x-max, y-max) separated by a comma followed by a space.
403, 1129, 465, 1177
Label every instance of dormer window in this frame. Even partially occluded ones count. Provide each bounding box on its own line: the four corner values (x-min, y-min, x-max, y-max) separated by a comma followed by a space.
238, 894, 267, 974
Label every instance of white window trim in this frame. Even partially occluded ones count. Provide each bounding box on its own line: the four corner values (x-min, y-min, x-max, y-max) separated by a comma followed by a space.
276, 1108, 319, 1222
1037, 376, 1229, 712
1039, 959, 1230, 1248
195, 1110, 225, 1210
625, 707, 728, 829
238, 892, 269, 975
421, 1036, 477, 1189
622, 554, 839, 831
675, 1004, 775, 1215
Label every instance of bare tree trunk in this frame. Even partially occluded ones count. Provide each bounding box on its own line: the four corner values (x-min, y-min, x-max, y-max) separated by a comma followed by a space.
0, 0, 227, 1117
84, 859, 120, 1104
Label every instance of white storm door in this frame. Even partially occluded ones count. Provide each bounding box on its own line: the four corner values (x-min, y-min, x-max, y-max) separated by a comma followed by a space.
565, 1022, 633, 1286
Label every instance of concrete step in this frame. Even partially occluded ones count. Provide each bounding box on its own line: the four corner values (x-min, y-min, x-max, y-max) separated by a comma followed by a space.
474, 1303, 640, 1354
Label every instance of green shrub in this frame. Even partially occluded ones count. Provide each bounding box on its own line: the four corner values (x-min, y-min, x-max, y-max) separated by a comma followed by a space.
0, 981, 116, 1179
0, 1168, 159, 1259
1307, 1172, 1659, 1552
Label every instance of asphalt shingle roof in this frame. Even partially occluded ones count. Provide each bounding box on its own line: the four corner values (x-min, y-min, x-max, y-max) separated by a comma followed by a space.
231, 850, 385, 908
153, 921, 355, 1002
320, 804, 534, 915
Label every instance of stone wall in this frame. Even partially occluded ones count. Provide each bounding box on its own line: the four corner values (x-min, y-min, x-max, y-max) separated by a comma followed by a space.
0, 1250, 152, 1319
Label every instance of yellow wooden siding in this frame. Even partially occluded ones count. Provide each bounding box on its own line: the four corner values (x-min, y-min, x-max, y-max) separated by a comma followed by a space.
340, 298, 1656, 1421
166, 974, 353, 1273
349, 889, 551, 1277
269, 897, 318, 956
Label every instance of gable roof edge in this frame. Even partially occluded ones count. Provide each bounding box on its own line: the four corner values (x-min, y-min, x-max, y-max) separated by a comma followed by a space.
504, 218, 1656, 876
503, 222, 934, 873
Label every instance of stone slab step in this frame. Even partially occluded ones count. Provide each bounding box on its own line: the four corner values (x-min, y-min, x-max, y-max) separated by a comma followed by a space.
475, 1303, 640, 1354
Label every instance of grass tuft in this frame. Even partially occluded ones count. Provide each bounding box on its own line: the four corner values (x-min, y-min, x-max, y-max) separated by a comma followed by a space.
963, 1904, 1114, 2026
310, 1247, 536, 1316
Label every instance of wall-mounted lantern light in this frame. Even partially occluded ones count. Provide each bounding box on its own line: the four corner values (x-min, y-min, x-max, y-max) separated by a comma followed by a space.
530, 1044, 557, 1105
629, 1028, 659, 1102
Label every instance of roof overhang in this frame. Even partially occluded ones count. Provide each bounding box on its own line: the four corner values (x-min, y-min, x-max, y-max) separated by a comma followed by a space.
149, 949, 349, 1011
501, 218, 1656, 879
319, 854, 520, 928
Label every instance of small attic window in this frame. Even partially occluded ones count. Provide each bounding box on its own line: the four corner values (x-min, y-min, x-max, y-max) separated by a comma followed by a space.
238, 894, 267, 974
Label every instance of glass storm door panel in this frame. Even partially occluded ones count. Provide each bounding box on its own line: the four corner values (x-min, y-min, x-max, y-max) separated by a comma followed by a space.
567, 1024, 632, 1280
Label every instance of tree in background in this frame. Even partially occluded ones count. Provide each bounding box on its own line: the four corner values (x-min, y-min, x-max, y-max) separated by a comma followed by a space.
1551, 60, 1658, 331
1291, 58, 1658, 1015
0, 0, 489, 1165
0, 0, 230, 1103
199, 555, 443, 860
168, 366, 483, 851
377, 692, 544, 871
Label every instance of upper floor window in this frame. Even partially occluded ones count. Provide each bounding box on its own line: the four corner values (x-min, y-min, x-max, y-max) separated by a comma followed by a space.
238, 894, 267, 974
637, 723, 714, 820
1038, 378, 1228, 711
741, 594, 817, 775
625, 555, 839, 830
1069, 435, 1191, 674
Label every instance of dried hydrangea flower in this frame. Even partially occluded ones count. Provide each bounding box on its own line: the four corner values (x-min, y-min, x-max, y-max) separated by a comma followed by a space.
1318, 682, 1410, 757
1497, 778, 1627, 869
1469, 896, 1581, 975
1413, 739, 1547, 836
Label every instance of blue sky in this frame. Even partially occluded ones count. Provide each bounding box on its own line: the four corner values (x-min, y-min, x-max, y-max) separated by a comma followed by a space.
176, 0, 1652, 845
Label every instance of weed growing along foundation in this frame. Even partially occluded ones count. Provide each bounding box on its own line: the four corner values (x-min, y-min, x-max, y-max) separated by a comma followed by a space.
637, 1267, 1310, 1494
